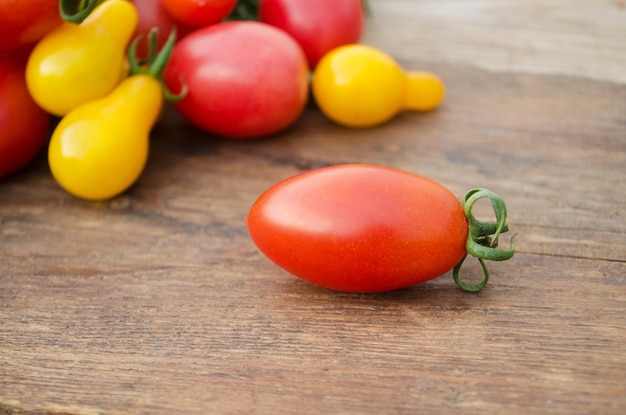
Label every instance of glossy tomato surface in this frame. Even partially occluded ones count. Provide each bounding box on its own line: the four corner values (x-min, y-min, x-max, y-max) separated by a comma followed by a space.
0, 58, 50, 178
26, 0, 137, 117
312, 44, 407, 128
161, 0, 236, 27
0, 0, 62, 53
164, 21, 309, 139
247, 164, 469, 293
259, 0, 364, 68
48, 75, 162, 201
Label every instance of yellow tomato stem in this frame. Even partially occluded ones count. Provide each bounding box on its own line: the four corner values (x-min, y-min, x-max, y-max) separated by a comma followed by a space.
59, 0, 106, 24
452, 188, 516, 292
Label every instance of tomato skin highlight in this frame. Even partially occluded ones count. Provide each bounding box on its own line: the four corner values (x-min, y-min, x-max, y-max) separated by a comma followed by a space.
247, 164, 469, 293
164, 21, 309, 139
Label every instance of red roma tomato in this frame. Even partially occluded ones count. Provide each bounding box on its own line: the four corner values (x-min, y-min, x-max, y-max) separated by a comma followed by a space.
164, 21, 309, 139
259, 0, 364, 68
161, 0, 236, 27
247, 164, 515, 293
0, 58, 50, 178
247, 164, 468, 293
0, 0, 62, 53
131, 0, 193, 60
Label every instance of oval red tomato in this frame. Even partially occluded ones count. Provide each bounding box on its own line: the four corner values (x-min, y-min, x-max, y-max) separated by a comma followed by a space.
164, 21, 309, 139
0, 0, 62, 53
0, 58, 50, 178
246, 164, 469, 293
161, 0, 236, 27
259, 0, 364, 68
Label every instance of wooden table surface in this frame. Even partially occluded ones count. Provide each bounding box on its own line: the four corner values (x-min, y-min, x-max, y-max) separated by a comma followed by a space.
2, 1, 625, 414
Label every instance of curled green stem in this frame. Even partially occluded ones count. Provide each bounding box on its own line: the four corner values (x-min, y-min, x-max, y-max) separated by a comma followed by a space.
128, 28, 188, 103
59, 0, 105, 24
452, 188, 515, 292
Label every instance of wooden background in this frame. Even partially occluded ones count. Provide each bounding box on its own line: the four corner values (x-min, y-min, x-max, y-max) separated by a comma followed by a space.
1, 1, 625, 414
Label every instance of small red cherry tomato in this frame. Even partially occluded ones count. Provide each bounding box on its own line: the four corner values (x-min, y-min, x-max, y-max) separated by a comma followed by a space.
247, 164, 515, 293
164, 21, 309, 139
259, 0, 364, 68
0, 58, 50, 178
161, 0, 236, 27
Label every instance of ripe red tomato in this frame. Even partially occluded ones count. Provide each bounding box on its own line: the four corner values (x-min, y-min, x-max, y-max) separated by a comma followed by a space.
247, 164, 469, 293
131, 0, 193, 60
161, 0, 236, 27
0, 58, 50, 178
0, 0, 62, 53
259, 0, 364, 68
164, 21, 309, 139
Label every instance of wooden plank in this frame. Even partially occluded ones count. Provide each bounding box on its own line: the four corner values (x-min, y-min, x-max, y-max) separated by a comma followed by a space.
1, 255, 624, 414
363, 0, 626, 84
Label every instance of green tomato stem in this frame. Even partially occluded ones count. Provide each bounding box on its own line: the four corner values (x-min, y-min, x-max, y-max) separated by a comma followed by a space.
452, 188, 516, 292
59, 0, 105, 24
128, 28, 188, 103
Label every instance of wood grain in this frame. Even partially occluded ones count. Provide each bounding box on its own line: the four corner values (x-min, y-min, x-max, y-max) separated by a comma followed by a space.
363, 0, 626, 84
1, 1, 625, 414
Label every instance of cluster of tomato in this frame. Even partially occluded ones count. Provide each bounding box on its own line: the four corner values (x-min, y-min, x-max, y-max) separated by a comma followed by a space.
0, 0, 513, 293
0, 0, 445, 200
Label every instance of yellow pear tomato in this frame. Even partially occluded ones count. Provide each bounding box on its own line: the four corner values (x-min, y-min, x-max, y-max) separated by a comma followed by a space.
48, 74, 160, 200
312, 44, 445, 128
48, 29, 181, 201
26, 0, 138, 117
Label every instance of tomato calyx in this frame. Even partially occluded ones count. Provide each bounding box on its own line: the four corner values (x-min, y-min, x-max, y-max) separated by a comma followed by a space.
452, 188, 516, 292
59, 0, 106, 24
128, 28, 188, 103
